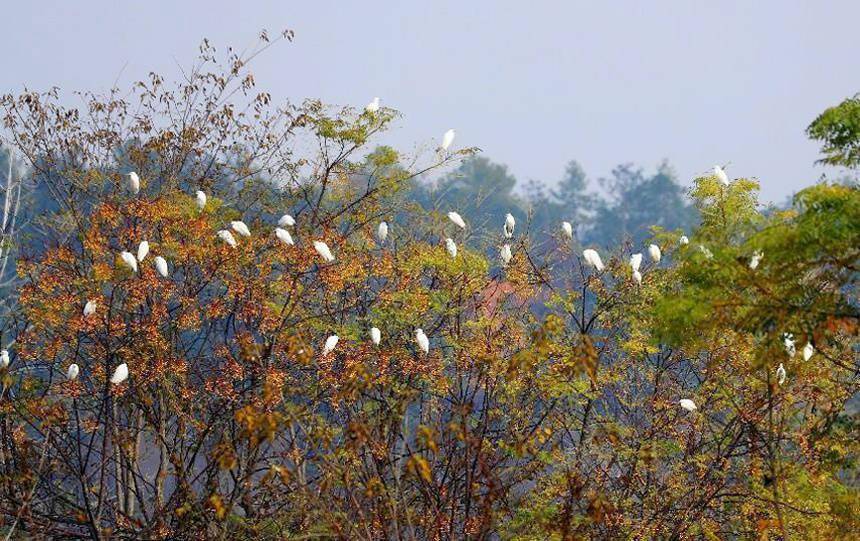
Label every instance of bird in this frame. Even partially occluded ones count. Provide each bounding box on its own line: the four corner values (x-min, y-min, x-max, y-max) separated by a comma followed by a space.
630, 253, 643, 273
679, 399, 697, 412
314, 241, 335, 263
783, 333, 796, 358
377, 221, 389, 243
231, 221, 251, 237
195, 190, 207, 210
504, 213, 515, 238
749, 251, 763, 270
447, 211, 466, 229
632, 270, 642, 285
67, 363, 80, 381
83, 300, 97, 317
415, 328, 430, 354
679, 235, 689, 246
110, 363, 129, 384
648, 244, 661, 263
154, 256, 169, 278
365, 97, 380, 113
127, 172, 140, 194
278, 214, 295, 227
445, 238, 457, 258
803, 342, 814, 361
561, 221, 573, 239
322, 335, 339, 356
137, 240, 150, 262
217, 230, 237, 248
275, 228, 294, 246
500, 244, 512, 267
440, 129, 455, 152
776, 363, 786, 385
699, 245, 713, 259
120, 251, 138, 273
582, 249, 605, 272
370, 327, 381, 345
713, 165, 729, 186
0, 349, 8, 368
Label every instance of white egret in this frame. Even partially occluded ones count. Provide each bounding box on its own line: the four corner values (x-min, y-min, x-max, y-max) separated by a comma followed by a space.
632, 270, 642, 285
217, 230, 237, 248
679, 399, 697, 412
415, 328, 430, 354
67, 364, 79, 381
377, 221, 389, 243
504, 213, 515, 238
278, 214, 295, 227
120, 251, 138, 273
500, 244, 512, 267
195, 190, 207, 210
803, 342, 814, 361
445, 238, 457, 258
313, 241, 335, 263
630, 253, 643, 273
370, 327, 381, 345
110, 363, 129, 384
275, 228, 294, 246
365, 97, 380, 113
440, 129, 455, 152
127, 172, 140, 194
714, 165, 729, 186
679, 235, 689, 245
0, 349, 8, 368
561, 221, 573, 239
154, 256, 169, 278
322, 335, 339, 356
783, 333, 796, 358
749, 251, 763, 270
137, 240, 149, 262
83, 300, 97, 317
231, 221, 251, 237
447, 211, 466, 229
776, 363, 786, 386
582, 249, 605, 272
699, 245, 713, 259
648, 244, 662, 263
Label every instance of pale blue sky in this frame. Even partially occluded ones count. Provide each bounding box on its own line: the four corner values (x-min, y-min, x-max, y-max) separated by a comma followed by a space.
3, 1, 859, 202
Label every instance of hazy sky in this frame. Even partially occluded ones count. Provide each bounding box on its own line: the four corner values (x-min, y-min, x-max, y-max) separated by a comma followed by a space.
3, 1, 859, 202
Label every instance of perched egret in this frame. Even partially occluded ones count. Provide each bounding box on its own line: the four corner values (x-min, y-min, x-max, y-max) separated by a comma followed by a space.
445, 238, 457, 258
783, 333, 796, 358
127, 172, 140, 194
83, 300, 97, 317
699, 245, 713, 259
630, 253, 643, 273
713, 165, 729, 186
504, 213, 515, 238
278, 214, 295, 227
776, 363, 786, 386
322, 335, 339, 356
582, 249, 605, 272
0, 349, 8, 368
447, 211, 466, 229
440, 129, 455, 152
648, 244, 662, 263
195, 190, 207, 210
275, 228, 294, 246
377, 221, 389, 243
500, 244, 512, 267
561, 221, 573, 239
632, 270, 642, 285
120, 251, 138, 273
217, 230, 237, 248
231, 221, 251, 237
370, 327, 381, 345
137, 240, 150, 262
67, 363, 80, 381
415, 328, 430, 354
110, 363, 128, 384
803, 342, 814, 361
749, 251, 763, 270
313, 241, 335, 263
154, 256, 169, 278
365, 97, 380, 113
679, 399, 697, 412
679, 235, 689, 246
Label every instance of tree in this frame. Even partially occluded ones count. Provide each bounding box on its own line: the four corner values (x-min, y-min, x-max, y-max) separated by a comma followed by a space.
807, 93, 860, 169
